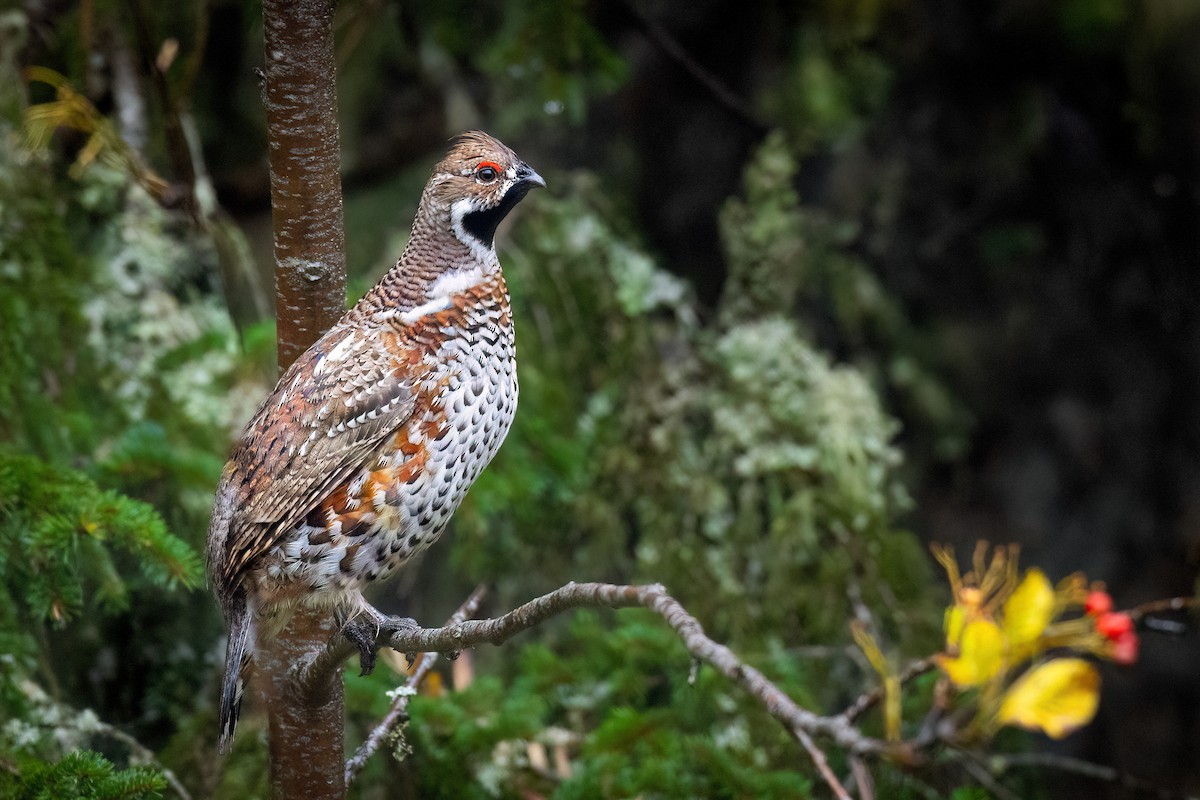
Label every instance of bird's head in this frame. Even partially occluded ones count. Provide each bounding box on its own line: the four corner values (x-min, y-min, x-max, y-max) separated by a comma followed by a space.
427, 131, 546, 255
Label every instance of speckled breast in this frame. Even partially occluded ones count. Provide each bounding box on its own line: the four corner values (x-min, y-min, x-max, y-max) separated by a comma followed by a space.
266, 276, 517, 600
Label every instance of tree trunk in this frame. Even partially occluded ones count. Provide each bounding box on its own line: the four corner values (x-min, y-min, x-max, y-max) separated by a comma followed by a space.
259, 0, 347, 797
260, 613, 345, 799
263, 0, 346, 371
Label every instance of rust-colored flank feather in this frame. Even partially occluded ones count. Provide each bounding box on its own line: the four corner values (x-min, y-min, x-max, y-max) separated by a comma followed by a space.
206, 131, 544, 750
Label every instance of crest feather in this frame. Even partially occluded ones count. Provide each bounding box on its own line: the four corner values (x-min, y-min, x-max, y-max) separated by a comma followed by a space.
439, 131, 517, 173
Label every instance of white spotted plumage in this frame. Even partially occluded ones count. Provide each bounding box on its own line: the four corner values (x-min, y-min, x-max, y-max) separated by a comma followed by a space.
207, 131, 542, 751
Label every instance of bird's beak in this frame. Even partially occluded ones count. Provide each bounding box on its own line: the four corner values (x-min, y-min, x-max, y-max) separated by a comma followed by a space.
517, 164, 546, 190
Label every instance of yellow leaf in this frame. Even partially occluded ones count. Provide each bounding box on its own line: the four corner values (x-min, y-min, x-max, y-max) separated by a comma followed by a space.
932, 543, 963, 598
938, 618, 1004, 687
1003, 568, 1055, 648
423, 671, 444, 698
851, 621, 889, 677
74, 132, 104, 171
944, 604, 965, 645
851, 621, 901, 741
883, 675, 901, 742
997, 658, 1100, 739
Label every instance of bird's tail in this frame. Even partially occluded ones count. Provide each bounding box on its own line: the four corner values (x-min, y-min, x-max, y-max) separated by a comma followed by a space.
219, 593, 254, 753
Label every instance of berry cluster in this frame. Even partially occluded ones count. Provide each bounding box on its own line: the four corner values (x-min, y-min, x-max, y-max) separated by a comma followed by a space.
1086, 590, 1139, 665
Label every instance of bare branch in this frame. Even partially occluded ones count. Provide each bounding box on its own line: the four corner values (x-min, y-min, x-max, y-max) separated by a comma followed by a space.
846, 574, 880, 641
621, 0, 768, 135
344, 586, 487, 787
795, 727, 853, 800
295, 582, 893, 766
304, 582, 1200, 797
122, 0, 197, 213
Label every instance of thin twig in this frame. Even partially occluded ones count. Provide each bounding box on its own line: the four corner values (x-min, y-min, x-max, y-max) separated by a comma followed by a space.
621, 0, 768, 134
178, 0, 210, 101
795, 727, 852, 800
1128, 596, 1198, 621
898, 773, 944, 800
122, 0, 197, 212
846, 575, 880, 641
295, 582, 893, 764
988, 752, 1200, 800
840, 657, 936, 724
959, 752, 1022, 800
849, 755, 875, 800
344, 586, 487, 786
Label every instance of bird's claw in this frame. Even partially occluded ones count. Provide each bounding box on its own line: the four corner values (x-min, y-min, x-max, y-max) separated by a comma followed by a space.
342, 619, 379, 676
341, 615, 420, 677
378, 615, 419, 635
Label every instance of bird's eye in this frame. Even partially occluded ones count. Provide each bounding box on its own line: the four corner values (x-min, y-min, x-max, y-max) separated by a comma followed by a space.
474, 161, 502, 183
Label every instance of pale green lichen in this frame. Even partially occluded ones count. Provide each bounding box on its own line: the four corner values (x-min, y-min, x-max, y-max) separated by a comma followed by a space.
718, 131, 807, 323
456, 140, 931, 655
75, 169, 266, 438
476, 738, 529, 797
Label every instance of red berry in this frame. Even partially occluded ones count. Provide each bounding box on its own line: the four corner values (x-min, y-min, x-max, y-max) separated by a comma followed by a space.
1084, 590, 1113, 616
1110, 630, 1139, 665
1095, 612, 1134, 640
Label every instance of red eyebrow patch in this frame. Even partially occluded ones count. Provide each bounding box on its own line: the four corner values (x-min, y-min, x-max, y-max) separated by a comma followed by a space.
476, 160, 503, 173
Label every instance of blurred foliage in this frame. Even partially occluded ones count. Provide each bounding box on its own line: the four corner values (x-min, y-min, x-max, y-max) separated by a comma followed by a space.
404, 0, 627, 128
0, 12, 266, 793
0, 447, 198, 798
3, 0, 982, 793
23, 66, 172, 201
452, 134, 938, 647
0, 448, 199, 629
396, 612, 813, 799
3, 750, 167, 800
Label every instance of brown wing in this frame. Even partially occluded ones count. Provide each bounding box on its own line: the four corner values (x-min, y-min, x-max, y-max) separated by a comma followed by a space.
215, 320, 418, 592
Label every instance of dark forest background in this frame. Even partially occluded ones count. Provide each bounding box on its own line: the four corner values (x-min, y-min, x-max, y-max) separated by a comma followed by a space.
2, 0, 1198, 797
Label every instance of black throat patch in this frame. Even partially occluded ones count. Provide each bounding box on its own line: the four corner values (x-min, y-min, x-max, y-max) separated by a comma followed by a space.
461, 182, 534, 248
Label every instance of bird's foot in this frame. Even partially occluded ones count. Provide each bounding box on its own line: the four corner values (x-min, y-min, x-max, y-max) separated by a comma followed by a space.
377, 615, 421, 669
341, 614, 420, 677
341, 619, 379, 676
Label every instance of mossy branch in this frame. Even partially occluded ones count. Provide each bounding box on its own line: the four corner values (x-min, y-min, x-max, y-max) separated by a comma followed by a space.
299, 581, 893, 797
